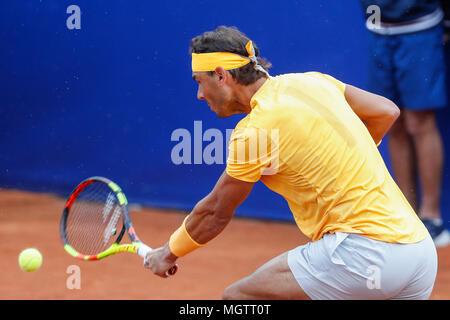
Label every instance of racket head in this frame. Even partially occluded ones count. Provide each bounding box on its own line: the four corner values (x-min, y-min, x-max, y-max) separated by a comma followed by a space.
60, 176, 139, 260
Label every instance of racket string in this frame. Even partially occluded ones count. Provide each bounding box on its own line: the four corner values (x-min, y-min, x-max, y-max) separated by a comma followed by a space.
65, 182, 124, 255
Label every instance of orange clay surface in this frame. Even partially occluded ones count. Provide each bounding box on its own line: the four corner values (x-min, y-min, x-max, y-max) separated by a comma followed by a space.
0, 189, 449, 300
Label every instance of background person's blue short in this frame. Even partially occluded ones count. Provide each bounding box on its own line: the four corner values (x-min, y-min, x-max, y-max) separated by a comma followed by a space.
367, 25, 447, 110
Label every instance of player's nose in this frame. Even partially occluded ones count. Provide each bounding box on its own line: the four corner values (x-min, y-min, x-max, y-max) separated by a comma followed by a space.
197, 87, 204, 100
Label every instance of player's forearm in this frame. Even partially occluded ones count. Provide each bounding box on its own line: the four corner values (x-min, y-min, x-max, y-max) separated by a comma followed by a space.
186, 193, 234, 244
164, 192, 234, 259
167, 172, 252, 258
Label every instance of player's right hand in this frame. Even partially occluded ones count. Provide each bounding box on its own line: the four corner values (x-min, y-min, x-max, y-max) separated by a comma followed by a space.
143, 242, 178, 278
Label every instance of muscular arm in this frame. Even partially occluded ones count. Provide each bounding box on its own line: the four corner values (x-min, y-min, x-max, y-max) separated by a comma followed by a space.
144, 171, 254, 276
186, 170, 254, 244
344, 84, 400, 145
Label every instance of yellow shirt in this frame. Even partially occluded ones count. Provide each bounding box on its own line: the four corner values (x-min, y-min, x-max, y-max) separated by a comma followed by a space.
226, 72, 428, 243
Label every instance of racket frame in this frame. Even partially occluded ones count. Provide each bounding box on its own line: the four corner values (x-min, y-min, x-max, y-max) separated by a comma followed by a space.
60, 176, 144, 261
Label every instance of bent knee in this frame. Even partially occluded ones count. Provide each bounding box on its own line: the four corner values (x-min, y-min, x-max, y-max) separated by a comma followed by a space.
404, 110, 437, 136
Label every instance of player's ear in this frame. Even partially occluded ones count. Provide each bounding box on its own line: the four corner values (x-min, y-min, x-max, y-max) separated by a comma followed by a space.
214, 67, 228, 85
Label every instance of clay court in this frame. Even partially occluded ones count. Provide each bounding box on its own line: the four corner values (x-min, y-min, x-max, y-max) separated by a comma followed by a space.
0, 189, 449, 300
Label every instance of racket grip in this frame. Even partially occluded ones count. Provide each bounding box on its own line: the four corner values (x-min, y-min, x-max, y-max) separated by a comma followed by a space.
137, 243, 152, 258
138, 243, 178, 277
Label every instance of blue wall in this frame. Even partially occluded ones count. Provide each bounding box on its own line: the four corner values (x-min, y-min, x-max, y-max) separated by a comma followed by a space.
1, 1, 449, 226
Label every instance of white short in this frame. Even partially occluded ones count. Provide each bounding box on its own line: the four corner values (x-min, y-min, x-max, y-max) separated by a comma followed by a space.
288, 232, 437, 300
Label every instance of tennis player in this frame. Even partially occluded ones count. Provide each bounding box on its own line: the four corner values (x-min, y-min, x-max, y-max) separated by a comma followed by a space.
144, 26, 438, 300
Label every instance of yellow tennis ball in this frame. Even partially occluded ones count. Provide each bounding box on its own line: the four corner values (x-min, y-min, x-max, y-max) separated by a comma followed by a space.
18, 248, 42, 272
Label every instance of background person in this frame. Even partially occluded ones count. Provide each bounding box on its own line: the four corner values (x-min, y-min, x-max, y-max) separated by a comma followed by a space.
360, 0, 450, 247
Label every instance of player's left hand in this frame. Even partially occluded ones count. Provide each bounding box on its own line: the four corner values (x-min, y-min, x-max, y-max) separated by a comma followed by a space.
143, 243, 178, 278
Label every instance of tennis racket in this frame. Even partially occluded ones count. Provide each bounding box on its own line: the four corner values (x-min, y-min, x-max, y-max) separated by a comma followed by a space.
59, 176, 177, 276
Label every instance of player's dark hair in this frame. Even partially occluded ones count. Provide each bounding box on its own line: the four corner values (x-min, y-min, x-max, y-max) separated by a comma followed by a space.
189, 26, 271, 85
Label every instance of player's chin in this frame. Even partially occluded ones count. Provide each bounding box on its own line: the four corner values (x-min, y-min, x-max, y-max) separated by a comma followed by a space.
212, 106, 228, 118
208, 106, 223, 118
208, 103, 228, 118
215, 111, 228, 119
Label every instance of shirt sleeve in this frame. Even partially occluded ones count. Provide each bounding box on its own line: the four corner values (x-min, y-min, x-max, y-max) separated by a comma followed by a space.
321, 74, 346, 94
226, 126, 279, 182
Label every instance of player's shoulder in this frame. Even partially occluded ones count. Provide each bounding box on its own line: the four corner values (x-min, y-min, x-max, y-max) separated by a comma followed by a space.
251, 71, 343, 108
263, 72, 342, 90
271, 71, 330, 81
300, 71, 346, 94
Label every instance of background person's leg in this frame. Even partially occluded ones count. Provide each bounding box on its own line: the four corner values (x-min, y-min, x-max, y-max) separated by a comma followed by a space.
388, 111, 418, 211
404, 109, 443, 220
